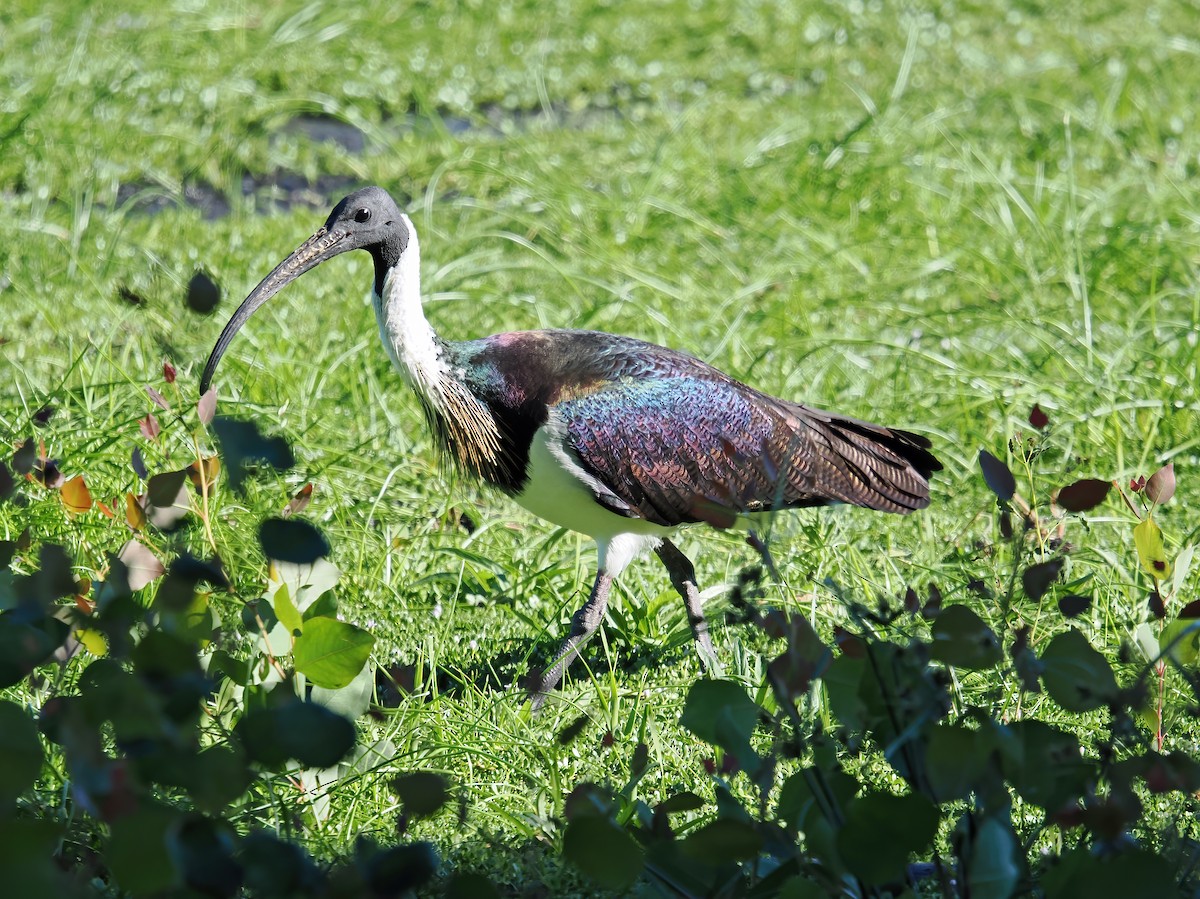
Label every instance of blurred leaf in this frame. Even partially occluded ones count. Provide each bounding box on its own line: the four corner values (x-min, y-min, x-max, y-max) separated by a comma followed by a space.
1056, 478, 1110, 512
60, 474, 92, 514
32, 456, 63, 489
165, 813, 241, 897
1172, 544, 1196, 601
235, 699, 356, 769
293, 617, 374, 689
777, 878, 828, 899
117, 540, 164, 592
445, 872, 502, 899
241, 831, 320, 897
1041, 629, 1117, 712
0, 460, 12, 501
125, 493, 146, 530
393, 771, 450, 818
680, 679, 759, 752
777, 767, 859, 831
163, 360, 177, 384
1159, 619, 1200, 666
107, 800, 178, 894
967, 817, 1019, 899
12, 438, 35, 475
211, 416, 295, 492
260, 517, 330, 565
680, 818, 763, 863
657, 791, 705, 815
837, 792, 938, 885
283, 483, 314, 518
197, 388, 217, 426
930, 605, 1002, 670
1134, 518, 1171, 579
361, 842, 439, 896
186, 270, 221, 314
1057, 594, 1090, 618
76, 628, 107, 657
145, 469, 190, 530
562, 815, 645, 891
978, 449, 1016, 501
1029, 404, 1049, 430
0, 614, 70, 687
1042, 847, 1176, 899
0, 701, 43, 804
1022, 558, 1063, 602
557, 713, 590, 745
925, 724, 986, 801
1145, 462, 1175, 505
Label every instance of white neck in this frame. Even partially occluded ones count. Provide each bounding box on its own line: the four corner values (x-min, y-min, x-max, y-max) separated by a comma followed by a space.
373, 214, 446, 405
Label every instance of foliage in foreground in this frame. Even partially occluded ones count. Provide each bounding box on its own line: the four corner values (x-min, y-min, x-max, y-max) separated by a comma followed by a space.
2, 378, 1199, 897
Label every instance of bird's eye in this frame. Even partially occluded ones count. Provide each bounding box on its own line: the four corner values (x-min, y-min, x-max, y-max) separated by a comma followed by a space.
354, 207, 371, 223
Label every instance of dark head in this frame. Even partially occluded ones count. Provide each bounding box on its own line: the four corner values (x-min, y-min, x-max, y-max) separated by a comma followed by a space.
199, 186, 408, 394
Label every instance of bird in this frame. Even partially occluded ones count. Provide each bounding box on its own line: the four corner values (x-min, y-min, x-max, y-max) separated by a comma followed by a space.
200, 186, 941, 709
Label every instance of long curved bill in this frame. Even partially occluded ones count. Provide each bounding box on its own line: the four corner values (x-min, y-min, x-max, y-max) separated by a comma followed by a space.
199, 227, 349, 394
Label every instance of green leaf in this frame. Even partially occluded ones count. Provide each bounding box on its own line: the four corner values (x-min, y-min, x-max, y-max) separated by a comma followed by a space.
562, 815, 645, 890
967, 817, 1019, 899
925, 724, 986, 801
0, 819, 68, 898
107, 801, 179, 894
680, 679, 759, 753
1042, 847, 1177, 899
273, 583, 303, 636
777, 767, 859, 831
445, 872, 503, 899
979, 449, 1016, 501
185, 746, 254, 814
836, 792, 939, 885
311, 660, 375, 719
1001, 720, 1091, 810
293, 617, 375, 689
1134, 517, 1171, 579
679, 818, 763, 863
235, 700, 356, 769
0, 701, 43, 804
930, 605, 1002, 670
1040, 628, 1117, 712
777, 877, 829, 899
1159, 619, 1200, 666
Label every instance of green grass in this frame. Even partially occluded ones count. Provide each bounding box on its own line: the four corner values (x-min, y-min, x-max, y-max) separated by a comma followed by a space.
4, 0, 1200, 892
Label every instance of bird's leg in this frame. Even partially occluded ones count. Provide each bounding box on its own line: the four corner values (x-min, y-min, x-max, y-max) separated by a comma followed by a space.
654, 539, 720, 674
528, 569, 613, 710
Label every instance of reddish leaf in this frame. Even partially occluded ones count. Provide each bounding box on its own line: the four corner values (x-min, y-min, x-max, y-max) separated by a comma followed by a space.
1056, 478, 1111, 513
1145, 462, 1175, 505
139, 414, 161, 441
1029, 404, 1049, 430
162, 360, 177, 384
282, 483, 314, 518
61, 475, 93, 515
146, 386, 170, 411
978, 450, 1016, 501
197, 388, 217, 426
96, 500, 115, 519
1130, 475, 1146, 493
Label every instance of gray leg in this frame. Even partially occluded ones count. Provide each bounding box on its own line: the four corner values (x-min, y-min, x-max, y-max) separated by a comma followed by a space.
654, 539, 719, 673
529, 570, 613, 710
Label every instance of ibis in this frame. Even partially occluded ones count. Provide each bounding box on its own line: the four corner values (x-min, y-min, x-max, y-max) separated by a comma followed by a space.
200, 186, 940, 708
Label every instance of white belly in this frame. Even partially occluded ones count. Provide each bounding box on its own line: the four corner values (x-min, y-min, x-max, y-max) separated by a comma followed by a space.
515, 416, 671, 576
